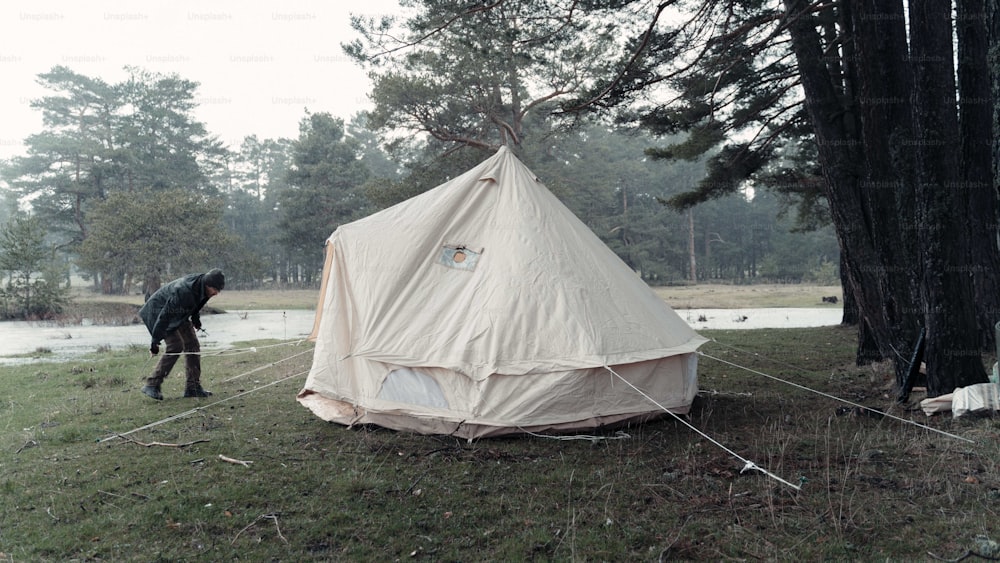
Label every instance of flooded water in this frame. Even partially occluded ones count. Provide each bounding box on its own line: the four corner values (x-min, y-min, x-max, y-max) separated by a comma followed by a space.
0, 310, 316, 365
678, 307, 844, 330
0, 307, 842, 364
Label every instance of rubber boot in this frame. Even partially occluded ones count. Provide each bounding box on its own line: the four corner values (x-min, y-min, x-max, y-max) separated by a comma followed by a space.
142, 385, 163, 401
184, 386, 212, 398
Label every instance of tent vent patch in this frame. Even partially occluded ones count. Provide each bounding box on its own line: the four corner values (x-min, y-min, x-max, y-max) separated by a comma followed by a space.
379, 368, 449, 408
438, 244, 482, 271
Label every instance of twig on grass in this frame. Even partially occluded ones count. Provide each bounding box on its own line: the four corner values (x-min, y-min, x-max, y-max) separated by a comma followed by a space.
98, 489, 147, 505
219, 454, 253, 467
232, 512, 287, 545
657, 515, 691, 563
15, 439, 38, 454
263, 513, 288, 544
117, 435, 210, 448
928, 550, 1000, 562
405, 469, 429, 494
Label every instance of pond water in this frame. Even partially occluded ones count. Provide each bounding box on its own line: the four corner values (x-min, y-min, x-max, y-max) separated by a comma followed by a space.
0, 307, 843, 365
0, 310, 316, 365
678, 307, 844, 330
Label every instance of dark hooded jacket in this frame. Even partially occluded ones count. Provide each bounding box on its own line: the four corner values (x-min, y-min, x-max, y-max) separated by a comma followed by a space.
139, 273, 210, 345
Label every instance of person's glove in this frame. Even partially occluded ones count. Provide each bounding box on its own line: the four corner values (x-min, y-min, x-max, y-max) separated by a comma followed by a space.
150, 342, 160, 356
192, 315, 202, 331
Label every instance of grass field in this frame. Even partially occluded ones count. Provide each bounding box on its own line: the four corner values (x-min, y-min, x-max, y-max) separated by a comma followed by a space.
3, 285, 997, 561
68, 286, 320, 313
69, 282, 844, 313
654, 283, 843, 309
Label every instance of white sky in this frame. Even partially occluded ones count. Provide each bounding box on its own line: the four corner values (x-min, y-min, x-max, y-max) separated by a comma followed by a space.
0, 0, 404, 160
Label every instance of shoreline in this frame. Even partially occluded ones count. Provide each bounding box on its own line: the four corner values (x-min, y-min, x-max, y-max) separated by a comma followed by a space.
43, 283, 846, 326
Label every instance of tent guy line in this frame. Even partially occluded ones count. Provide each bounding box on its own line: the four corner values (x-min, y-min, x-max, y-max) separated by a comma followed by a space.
220, 347, 313, 383
98, 360, 309, 443
100, 327, 942, 493
604, 365, 804, 492
146, 339, 309, 359
697, 351, 974, 443
103, 335, 802, 491
516, 429, 633, 442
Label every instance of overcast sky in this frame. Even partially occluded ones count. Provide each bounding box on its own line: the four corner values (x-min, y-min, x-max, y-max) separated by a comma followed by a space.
0, 0, 404, 160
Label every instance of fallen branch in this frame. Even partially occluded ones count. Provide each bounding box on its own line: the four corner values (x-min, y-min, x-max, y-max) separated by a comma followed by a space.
219, 454, 253, 467
405, 469, 429, 495
928, 550, 1000, 562
15, 439, 38, 454
118, 435, 210, 448
263, 513, 288, 544
232, 512, 287, 545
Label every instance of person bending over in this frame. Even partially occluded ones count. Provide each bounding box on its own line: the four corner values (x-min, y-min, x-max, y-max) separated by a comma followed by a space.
138, 268, 225, 400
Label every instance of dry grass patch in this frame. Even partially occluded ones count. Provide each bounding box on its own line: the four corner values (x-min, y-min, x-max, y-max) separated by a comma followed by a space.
654, 283, 843, 309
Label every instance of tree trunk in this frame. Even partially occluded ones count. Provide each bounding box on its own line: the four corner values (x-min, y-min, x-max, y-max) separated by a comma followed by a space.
782, 0, 917, 379
909, 0, 987, 395
839, 253, 857, 324
143, 270, 161, 302
956, 0, 1000, 352
688, 209, 697, 282
22, 272, 31, 316
850, 0, 922, 384
990, 0, 1000, 264
838, 251, 882, 365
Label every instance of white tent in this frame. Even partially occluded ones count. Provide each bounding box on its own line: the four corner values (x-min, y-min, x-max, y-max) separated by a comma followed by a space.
297, 146, 707, 439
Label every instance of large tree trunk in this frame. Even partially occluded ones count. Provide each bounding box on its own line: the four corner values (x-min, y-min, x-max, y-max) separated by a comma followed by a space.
991, 0, 1000, 258
989, 6, 1000, 373
849, 0, 922, 380
837, 252, 882, 365
956, 0, 1000, 352
782, 0, 918, 380
909, 0, 987, 395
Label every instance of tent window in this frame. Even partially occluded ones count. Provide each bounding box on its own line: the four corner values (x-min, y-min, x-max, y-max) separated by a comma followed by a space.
379, 367, 449, 408
438, 244, 482, 272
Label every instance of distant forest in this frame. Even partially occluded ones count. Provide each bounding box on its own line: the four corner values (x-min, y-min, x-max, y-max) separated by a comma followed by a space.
0, 66, 838, 296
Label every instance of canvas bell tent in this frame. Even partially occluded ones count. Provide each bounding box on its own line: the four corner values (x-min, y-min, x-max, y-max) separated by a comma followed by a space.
297, 146, 708, 439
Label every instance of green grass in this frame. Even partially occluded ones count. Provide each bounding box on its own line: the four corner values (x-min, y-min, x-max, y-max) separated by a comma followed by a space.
1, 326, 998, 561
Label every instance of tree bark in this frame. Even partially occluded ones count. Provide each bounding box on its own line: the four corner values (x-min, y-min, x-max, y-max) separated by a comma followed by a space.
688, 209, 697, 282
956, 0, 1000, 352
990, 0, 1000, 263
909, 0, 987, 395
782, 0, 917, 379
839, 253, 857, 324
849, 0, 923, 380
143, 270, 161, 302
839, 249, 882, 365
